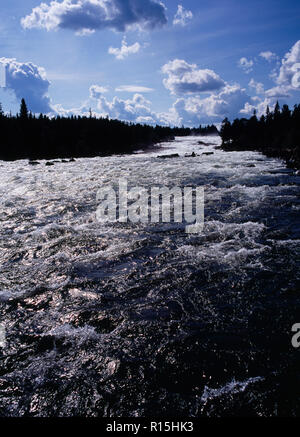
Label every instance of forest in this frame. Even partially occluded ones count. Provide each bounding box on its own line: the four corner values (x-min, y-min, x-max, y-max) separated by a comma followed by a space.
220, 102, 300, 169
0, 98, 218, 161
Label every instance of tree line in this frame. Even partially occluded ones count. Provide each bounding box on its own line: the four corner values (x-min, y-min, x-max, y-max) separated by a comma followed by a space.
0, 98, 218, 161
220, 102, 300, 169
171, 124, 219, 137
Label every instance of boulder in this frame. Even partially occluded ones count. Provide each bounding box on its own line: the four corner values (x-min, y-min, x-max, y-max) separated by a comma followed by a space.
157, 153, 180, 159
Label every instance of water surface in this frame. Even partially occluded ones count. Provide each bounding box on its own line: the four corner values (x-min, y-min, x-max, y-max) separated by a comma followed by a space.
0, 136, 299, 416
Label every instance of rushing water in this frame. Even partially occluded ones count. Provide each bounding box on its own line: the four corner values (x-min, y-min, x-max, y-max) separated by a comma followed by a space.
0, 136, 299, 417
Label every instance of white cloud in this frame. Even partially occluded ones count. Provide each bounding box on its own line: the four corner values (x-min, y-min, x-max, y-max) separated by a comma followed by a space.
162, 59, 225, 95
89, 90, 159, 124
21, 0, 167, 34
241, 85, 292, 118
249, 78, 264, 95
170, 84, 250, 125
264, 85, 291, 98
108, 38, 141, 60
259, 51, 278, 62
115, 85, 154, 93
84, 62, 250, 126
276, 40, 300, 89
173, 4, 193, 27
54, 83, 165, 123
0, 57, 52, 113
240, 98, 276, 117
238, 57, 254, 74
243, 42, 300, 116
76, 28, 95, 36
89, 85, 109, 99
53, 102, 91, 117
56, 79, 251, 127
204, 84, 249, 119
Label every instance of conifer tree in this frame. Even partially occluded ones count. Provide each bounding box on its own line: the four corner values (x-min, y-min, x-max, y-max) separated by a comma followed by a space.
20, 98, 28, 120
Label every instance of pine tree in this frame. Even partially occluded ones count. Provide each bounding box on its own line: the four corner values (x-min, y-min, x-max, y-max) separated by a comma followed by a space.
220, 117, 231, 143
20, 98, 28, 119
274, 101, 280, 118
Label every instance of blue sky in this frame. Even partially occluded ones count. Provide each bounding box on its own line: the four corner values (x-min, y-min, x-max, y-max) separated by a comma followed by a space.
0, 0, 300, 126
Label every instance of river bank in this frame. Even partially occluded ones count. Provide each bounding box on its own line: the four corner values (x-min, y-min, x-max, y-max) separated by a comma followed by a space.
222, 142, 300, 171
220, 103, 300, 171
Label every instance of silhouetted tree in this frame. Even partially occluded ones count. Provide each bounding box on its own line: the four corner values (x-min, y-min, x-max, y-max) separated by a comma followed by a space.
220, 103, 300, 169
0, 98, 208, 161
20, 98, 28, 120
274, 101, 280, 118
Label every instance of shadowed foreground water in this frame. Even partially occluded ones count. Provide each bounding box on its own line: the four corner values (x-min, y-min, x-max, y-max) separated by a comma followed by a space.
0, 136, 299, 417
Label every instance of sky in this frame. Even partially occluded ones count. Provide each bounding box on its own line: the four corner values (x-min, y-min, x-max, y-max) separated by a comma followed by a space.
0, 0, 300, 126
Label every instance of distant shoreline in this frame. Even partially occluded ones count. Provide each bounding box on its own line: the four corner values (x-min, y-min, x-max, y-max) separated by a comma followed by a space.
220, 103, 300, 171
0, 98, 219, 162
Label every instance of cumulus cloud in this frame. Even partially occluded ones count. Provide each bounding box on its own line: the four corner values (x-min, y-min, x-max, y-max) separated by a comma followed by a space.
203, 84, 249, 119
108, 38, 141, 60
56, 78, 251, 127
0, 57, 52, 113
276, 40, 300, 89
241, 85, 291, 118
46, 82, 168, 125
89, 88, 160, 123
238, 57, 254, 73
240, 98, 277, 117
259, 51, 278, 62
241, 42, 300, 116
162, 59, 225, 95
89, 85, 109, 99
264, 85, 291, 99
249, 78, 264, 95
21, 0, 167, 34
173, 4, 193, 27
115, 85, 154, 93
170, 84, 250, 125
53, 102, 92, 117
240, 91, 289, 118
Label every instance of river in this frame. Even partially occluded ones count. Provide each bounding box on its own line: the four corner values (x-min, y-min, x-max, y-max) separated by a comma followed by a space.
0, 136, 299, 416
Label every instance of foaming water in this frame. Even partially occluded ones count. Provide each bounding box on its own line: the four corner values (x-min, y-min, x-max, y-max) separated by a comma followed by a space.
0, 136, 299, 417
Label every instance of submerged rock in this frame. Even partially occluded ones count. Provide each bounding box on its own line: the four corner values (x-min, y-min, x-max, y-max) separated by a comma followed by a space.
157, 153, 180, 159
185, 152, 198, 158
198, 140, 217, 146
